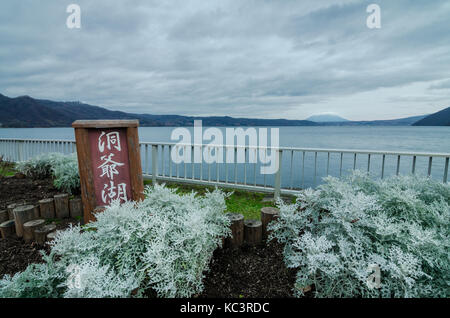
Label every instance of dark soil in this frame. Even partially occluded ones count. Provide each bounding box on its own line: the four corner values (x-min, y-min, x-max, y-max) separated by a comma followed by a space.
0, 238, 48, 277
0, 219, 80, 279
200, 242, 296, 298
0, 175, 62, 210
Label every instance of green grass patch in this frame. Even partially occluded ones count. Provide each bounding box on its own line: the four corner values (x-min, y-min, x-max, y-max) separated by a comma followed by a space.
144, 180, 282, 219
0, 160, 16, 177
225, 190, 275, 220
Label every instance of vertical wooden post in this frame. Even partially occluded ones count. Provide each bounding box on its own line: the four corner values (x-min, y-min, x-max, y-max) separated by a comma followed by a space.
7, 203, 19, 220
244, 219, 262, 245
69, 197, 83, 219
13, 205, 36, 237
126, 126, 145, 201
73, 126, 96, 223
39, 198, 55, 219
225, 213, 244, 248
34, 224, 57, 245
260, 207, 280, 240
0, 220, 15, 238
54, 194, 70, 219
23, 219, 45, 243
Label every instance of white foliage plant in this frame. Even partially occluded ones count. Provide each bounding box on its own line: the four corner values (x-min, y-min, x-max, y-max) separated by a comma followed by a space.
16, 152, 80, 194
269, 171, 450, 298
0, 184, 230, 298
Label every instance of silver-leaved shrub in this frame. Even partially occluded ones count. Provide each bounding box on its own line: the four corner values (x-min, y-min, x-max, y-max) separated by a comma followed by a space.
16, 153, 62, 179
50, 153, 80, 194
17, 153, 80, 194
269, 171, 450, 298
0, 184, 230, 298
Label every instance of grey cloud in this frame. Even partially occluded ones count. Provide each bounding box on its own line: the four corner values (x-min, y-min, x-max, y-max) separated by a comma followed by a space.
429, 79, 450, 90
0, 0, 449, 120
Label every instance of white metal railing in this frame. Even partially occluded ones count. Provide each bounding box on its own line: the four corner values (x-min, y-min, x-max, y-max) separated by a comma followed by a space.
1, 138, 449, 198
0, 138, 77, 162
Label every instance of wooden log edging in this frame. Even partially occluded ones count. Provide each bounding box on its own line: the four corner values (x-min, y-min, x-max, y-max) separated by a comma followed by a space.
222, 207, 281, 249
54, 194, 70, 219
244, 219, 262, 245
225, 213, 244, 248
13, 205, 36, 238
23, 219, 45, 243
1, 193, 83, 244
7, 203, 19, 220
46, 231, 57, 242
0, 220, 15, 239
32, 205, 40, 219
260, 207, 280, 240
39, 198, 55, 219
69, 198, 82, 218
34, 224, 57, 245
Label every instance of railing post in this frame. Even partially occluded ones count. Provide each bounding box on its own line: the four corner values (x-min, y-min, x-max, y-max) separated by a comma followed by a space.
315, 151, 319, 184
443, 157, 449, 183
152, 145, 158, 185
17, 140, 24, 162
428, 157, 433, 176
274, 149, 282, 200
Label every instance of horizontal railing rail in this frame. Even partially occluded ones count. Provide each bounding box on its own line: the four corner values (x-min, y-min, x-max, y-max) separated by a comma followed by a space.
1, 138, 449, 199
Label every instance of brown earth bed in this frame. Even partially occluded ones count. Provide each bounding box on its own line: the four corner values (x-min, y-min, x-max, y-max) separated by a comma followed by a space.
200, 242, 296, 298
0, 219, 79, 278
0, 175, 61, 210
0, 238, 48, 277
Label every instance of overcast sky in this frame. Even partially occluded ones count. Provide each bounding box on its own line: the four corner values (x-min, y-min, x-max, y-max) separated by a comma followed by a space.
0, 0, 449, 120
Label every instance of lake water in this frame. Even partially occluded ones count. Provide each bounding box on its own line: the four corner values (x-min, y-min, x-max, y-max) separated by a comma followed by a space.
1, 126, 449, 188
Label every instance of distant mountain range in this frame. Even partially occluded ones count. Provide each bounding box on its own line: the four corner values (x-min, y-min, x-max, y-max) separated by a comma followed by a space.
413, 106, 450, 126
0, 93, 448, 127
307, 114, 349, 122
0, 94, 316, 128
318, 114, 429, 126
